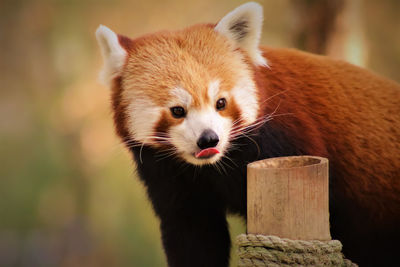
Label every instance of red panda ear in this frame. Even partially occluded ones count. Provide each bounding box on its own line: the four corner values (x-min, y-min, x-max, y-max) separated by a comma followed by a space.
215, 2, 267, 67
95, 25, 128, 87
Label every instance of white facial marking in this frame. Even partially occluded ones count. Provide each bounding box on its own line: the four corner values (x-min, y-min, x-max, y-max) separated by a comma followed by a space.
95, 25, 127, 87
207, 80, 221, 101
215, 2, 268, 67
127, 95, 162, 143
169, 87, 193, 108
231, 77, 259, 124
169, 107, 232, 165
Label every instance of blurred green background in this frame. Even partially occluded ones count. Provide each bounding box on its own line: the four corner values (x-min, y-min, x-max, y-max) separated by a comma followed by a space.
0, 0, 399, 266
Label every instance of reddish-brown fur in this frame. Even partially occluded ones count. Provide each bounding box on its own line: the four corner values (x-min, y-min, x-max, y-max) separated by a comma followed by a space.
110, 76, 129, 141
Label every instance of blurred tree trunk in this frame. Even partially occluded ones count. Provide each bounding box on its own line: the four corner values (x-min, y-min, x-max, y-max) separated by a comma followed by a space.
291, 0, 345, 54
291, 0, 367, 66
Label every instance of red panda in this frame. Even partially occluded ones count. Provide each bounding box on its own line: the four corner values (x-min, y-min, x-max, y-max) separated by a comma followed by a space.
96, 2, 400, 267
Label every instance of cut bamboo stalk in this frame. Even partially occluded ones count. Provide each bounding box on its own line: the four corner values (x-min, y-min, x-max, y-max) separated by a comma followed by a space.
247, 156, 331, 240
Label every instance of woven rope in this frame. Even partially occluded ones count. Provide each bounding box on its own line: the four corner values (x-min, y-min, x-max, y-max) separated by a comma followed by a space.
237, 234, 357, 267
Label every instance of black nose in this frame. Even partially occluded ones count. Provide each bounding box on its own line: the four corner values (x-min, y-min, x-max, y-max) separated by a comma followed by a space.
197, 129, 219, 149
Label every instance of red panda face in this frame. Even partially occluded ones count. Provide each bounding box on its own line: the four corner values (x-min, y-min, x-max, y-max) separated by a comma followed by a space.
121, 27, 259, 165
96, 3, 266, 165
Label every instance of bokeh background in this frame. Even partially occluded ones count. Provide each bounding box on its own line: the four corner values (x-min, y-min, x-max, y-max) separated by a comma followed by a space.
1, 0, 399, 266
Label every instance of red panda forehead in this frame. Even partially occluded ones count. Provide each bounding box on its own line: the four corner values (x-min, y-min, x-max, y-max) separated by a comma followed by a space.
121, 25, 249, 108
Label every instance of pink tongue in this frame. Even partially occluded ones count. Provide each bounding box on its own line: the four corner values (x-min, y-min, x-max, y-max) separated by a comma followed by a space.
195, 148, 220, 158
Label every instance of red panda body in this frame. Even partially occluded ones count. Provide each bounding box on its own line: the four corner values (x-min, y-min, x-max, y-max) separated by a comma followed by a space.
96, 3, 400, 267
256, 47, 400, 265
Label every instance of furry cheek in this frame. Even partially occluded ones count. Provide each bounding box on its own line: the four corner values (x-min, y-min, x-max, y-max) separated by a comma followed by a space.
126, 97, 162, 144
231, 77, 259, 125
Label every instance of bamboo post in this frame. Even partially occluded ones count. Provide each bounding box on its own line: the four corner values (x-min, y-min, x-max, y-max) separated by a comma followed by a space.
247, 156, 331, 240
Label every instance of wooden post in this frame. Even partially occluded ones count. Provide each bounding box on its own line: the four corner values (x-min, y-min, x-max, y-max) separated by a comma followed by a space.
247, 156, 331, 241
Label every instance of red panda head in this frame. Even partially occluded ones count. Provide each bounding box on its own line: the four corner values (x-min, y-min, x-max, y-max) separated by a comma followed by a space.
96, 2, 267, 165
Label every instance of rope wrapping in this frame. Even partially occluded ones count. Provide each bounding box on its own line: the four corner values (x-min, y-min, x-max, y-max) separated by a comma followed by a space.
237, 234, 357, 267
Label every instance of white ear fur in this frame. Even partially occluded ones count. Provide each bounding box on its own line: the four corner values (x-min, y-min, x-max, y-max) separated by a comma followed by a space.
215, 2, 267, 66
95, 25, 127, 87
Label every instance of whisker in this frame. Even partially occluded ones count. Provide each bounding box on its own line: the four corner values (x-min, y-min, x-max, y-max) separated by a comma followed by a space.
269, 99, 282, 118
229, 118, 272, 139
155, 151, 177, 159
242, 132, 261, 158
220, 157, 235, 170
156, 152, 178, 161
229, 98, 295, 142
259, 89, 291, 107
217, 160, 228, 175
155, 147, 179, 159
139, 142, 145, 164
212, 161, 223, 175
268, 112, 294, 119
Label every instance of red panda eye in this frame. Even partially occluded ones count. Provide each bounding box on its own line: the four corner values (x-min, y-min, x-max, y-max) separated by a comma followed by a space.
216, 98, 227, 111
170, 106, 186, 118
